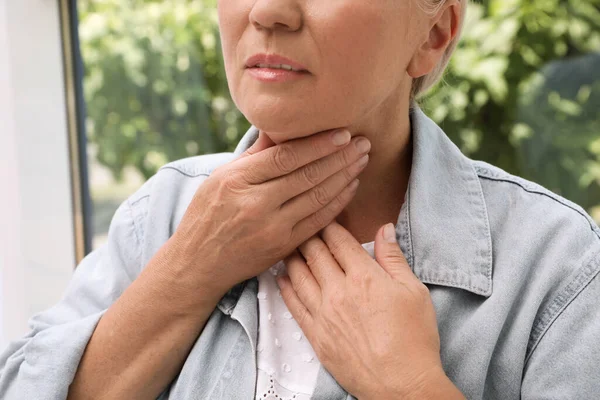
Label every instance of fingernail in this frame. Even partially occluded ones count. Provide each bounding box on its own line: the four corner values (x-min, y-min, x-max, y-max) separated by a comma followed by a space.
332, 130, 351, 146
355, 138, 371, 154
383, 223, 396, 243
276, 276, 286, 288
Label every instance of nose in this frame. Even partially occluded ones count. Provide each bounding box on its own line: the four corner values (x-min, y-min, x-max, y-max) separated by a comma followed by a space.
249, 0, 303, 32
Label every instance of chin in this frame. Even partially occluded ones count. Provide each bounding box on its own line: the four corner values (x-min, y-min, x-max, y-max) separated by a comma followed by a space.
240, 98, 325, 144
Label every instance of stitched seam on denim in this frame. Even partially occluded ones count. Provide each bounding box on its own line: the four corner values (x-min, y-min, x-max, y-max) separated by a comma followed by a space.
419, 275, 487, 295
404, 187, 414, 266
469, 163, 494, 291
529, 254, 600, 341
158, 165, 212, 178
124, 199, 143, 281
475, 170, 600, 239
129, 197, 149, 275
524, 253, 600, 366
129, 194, 149, 207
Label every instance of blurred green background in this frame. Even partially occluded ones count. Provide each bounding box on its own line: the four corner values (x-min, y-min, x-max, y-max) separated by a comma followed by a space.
77, 0, 600, 247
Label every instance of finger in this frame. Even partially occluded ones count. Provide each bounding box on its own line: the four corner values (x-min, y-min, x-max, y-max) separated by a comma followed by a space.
277, 275, 315, 332
237, 131, 276, 159
291, 179, 360, 244
279, 154, 369, 222
320, 221, 373, 274
236, 129, 352, 183
268, 137, 370, 206
298, 236, 345, 289
375, 223, 413, 280
284, 251, 322, 314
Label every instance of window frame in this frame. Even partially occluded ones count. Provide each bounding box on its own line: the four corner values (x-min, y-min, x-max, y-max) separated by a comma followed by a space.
59, 0, 93, 263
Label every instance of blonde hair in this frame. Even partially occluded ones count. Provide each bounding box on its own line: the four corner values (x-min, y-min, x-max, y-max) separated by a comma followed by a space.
411, 0, 468, 99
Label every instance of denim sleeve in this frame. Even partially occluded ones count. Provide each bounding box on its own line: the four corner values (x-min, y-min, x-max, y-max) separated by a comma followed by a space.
0, 199, 142, 400
521, 257, 600, 399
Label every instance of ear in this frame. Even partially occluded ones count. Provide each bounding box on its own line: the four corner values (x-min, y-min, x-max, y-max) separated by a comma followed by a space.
407, 0, 462, 80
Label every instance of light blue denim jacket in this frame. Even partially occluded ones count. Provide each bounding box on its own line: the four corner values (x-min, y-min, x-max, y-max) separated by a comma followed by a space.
2, 108, 600, 400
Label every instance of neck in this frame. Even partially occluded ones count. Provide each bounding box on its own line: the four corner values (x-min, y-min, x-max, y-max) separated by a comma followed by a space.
335, 90, 413, 244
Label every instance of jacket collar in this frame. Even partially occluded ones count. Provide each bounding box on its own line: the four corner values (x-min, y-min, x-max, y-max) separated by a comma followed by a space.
218, 107, 492, 314
402, 107, 493, 297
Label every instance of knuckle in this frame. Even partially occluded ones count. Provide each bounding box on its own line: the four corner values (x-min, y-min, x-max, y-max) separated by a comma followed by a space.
310, 210, 329, 230
292, 271, 309, 293
279, 286, 291, 304
341, 166, 354, 182
310, 136, 323, 155
416, 282, 431, 297
332, 193, 348, 212
301, 162, 321, 186
311, 185, 330, 208
242, 164, 263, 183
241, 149, 253, 158
387, 253, 407, 266
304, 250, 324, 269
372, 340, 393, 359
339, 147, 354, 166
296, 306, 311, 327
350, 271, 372, 288
221, 168, 246, 192
273, 145, 298, 173
327, 235, 346, 255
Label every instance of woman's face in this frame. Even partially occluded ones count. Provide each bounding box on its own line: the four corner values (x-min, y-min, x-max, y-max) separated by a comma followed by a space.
218, 0, 431, 143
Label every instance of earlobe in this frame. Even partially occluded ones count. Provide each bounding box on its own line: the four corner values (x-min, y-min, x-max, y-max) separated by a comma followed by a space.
407, 0, 461, 79
406, 49, 432, 80
406, 39, 440, 80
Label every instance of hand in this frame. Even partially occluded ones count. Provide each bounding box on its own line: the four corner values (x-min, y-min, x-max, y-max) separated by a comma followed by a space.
165, 129, 371, 298
277, 221, 463, 399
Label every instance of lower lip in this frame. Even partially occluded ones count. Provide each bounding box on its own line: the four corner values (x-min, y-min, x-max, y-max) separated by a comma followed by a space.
246, 67, 308, 82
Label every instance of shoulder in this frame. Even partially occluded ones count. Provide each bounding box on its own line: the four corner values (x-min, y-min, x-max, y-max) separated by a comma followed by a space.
471, 159, 600, 355
116, 152, 236, 257
158, 152, 237, 179
127, 151, 234, 204
472, 159, 600, 243
471, 159, 600, 279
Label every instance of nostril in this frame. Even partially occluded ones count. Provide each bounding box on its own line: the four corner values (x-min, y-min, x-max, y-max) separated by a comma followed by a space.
249, 2, 303, 32
252, 19, 296, 32
274, 22, 292, 31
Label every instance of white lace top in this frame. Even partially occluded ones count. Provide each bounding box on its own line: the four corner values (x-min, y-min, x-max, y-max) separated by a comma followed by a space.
254, 242, 375, 400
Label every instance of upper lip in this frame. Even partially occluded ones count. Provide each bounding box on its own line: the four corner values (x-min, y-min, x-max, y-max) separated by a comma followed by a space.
245, 53, 308, 72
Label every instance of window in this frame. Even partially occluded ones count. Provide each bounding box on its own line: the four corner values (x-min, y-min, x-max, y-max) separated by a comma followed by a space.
74, 0, 600, 254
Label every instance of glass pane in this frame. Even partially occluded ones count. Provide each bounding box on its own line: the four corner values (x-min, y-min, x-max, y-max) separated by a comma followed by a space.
78, 0, 249, 249
77, 0, 600, 250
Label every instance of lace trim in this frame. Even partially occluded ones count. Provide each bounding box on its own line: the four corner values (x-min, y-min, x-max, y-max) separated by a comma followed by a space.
255, 372, 309, 400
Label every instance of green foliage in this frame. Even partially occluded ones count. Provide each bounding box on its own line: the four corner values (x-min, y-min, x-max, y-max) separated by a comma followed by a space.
421, 0, 600, 210
79, 0, 249, 180
79, 0, 600, 212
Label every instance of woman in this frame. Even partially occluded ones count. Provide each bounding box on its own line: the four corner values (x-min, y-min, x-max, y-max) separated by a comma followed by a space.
1, 0, 599, 399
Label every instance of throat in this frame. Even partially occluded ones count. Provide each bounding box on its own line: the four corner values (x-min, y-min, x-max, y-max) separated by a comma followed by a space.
335, 190, 406, 245
336, 137, 411, 244
335, 107, 413, 244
